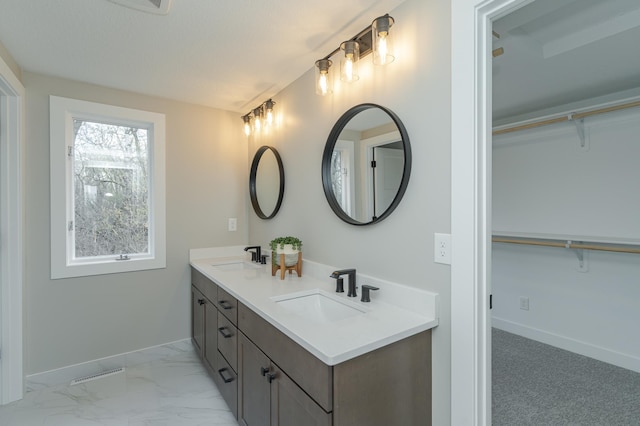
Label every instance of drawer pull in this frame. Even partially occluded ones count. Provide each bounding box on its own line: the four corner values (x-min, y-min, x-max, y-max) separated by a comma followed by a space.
260, 366, 270, 376
218, 300, 233, 310
218, 326, 233, 338
197, 298, 205, 305
218, 367, 235, 383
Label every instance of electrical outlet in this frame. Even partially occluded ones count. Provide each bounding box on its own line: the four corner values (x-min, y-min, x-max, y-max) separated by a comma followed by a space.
228, 218, 237, 231
434, 233, 451, 264
519, 296, 529, 311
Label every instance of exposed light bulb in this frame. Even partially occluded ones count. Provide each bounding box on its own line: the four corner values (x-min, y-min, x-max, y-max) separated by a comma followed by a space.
378, 34, 388, 64
344, 56, 354, 81
318, 72, 329, 95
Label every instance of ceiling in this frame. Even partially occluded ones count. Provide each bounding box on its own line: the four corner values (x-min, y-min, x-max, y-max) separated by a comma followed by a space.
0, 0, 405, 112
493, 0, 640, 121
0, 0, 639, 118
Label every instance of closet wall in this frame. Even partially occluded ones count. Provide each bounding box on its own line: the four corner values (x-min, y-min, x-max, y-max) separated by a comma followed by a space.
491, 101, 640, 373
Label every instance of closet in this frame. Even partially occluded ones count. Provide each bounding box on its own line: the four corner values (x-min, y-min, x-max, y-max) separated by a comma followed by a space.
491, 100, 640, 372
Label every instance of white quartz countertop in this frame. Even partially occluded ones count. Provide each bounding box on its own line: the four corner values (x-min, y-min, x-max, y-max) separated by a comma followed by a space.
190, 247, 439, 366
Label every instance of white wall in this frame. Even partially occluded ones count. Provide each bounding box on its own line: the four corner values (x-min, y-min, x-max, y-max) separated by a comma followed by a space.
246, 0, 452, 424
23, 72, 248, 375
492, 244, 640, 372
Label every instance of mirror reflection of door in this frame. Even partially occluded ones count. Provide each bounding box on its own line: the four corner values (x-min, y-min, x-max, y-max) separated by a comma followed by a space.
371, 142, 404, 219
360, 130, 403, 221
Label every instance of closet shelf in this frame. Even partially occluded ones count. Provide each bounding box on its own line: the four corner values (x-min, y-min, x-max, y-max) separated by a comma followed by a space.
492, 235, 640, 254
493, 99, 640, 136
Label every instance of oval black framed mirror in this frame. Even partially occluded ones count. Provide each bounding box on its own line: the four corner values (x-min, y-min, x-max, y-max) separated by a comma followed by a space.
250, 146, 285, 219
322, 104, 411, 225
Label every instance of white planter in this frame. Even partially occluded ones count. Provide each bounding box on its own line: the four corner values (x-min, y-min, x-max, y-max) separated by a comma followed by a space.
274, 244, 300, 267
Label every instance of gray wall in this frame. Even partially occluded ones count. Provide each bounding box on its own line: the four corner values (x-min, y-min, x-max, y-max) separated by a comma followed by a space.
246, 0, 452, 423
24, 72, 248, 375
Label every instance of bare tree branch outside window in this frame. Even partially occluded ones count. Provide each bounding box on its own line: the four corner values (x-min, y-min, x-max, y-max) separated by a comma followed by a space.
73, 120, 149, 258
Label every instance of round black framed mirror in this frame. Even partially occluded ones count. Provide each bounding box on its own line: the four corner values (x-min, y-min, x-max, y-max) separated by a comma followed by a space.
250, 146, 285, 219
322, 104, 411, 225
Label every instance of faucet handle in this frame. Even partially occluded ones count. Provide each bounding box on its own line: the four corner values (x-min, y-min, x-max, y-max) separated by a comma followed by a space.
360, 285, 379, 303
335, 277, 344, 293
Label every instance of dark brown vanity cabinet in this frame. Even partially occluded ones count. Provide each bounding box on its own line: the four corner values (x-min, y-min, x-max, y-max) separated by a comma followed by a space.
238, 333, 331, 426
191, 267, 238, 417
191, 267, 432, 426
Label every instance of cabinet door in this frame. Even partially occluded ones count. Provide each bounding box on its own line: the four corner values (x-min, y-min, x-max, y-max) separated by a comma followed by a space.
238, 333, 270, 426
270, 365, 332, 426
203, 301, 217, 371
191, 286, 205, 356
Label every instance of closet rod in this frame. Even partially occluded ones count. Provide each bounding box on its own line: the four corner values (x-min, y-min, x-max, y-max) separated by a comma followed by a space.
493, 99, 640, 136
492, 236, 640, 254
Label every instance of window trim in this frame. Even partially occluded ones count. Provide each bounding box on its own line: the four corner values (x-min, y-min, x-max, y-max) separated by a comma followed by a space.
50, 96, 166, 279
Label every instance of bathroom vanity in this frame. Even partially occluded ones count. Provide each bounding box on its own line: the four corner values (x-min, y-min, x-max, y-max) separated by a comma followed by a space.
190, 247, 438, 426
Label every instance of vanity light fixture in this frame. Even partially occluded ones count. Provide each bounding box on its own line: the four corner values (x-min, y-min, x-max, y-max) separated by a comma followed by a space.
264, 99, 275, 127
241, 99, 278, 136
340, 40, 360, 82
315, 59, 333, 96
372, 14, 395, 65
242, 114, 252, 136
253, 106, 263, 132
313, 14, 395, 95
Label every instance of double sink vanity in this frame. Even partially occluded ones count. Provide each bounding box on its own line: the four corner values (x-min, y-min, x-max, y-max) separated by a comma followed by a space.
190, 246, 438, 426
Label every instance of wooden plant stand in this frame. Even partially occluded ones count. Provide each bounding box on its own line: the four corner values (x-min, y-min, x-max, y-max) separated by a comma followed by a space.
272, 251, 302, 280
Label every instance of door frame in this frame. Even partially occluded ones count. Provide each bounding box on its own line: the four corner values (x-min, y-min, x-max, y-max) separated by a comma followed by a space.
0, 56, 24, 405
450, 0, 532, 423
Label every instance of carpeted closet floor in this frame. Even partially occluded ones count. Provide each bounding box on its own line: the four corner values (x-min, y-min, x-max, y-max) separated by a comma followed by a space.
492, 328, 640, 425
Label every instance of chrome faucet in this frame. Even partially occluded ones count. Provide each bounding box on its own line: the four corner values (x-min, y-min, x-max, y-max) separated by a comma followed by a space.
330, 269, 357, 297
244, 246, 261, 262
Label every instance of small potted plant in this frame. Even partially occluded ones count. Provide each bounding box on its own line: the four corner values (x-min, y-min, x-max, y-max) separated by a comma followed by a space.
269, 236, 302, 267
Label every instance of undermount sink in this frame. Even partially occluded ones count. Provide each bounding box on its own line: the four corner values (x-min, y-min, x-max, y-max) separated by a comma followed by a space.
212, 261, 262, 271
271, 290, 367, 323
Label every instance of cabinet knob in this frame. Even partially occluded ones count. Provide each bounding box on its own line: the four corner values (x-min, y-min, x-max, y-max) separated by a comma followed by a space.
260, 366, 270, 376
197, 298, 205, 305
267, 372, 277, 383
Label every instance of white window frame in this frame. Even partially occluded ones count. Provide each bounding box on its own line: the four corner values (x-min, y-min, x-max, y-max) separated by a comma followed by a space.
50, 96, 166, 279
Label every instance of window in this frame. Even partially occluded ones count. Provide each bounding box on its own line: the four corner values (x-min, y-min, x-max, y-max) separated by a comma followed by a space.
50, 96, 165, 278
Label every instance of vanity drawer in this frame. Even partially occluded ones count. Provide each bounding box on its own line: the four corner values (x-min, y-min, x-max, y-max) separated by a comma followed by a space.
217, 286, 238, 325
238, 302, 333, 412
215, 351, 238, 418
191, 267, 217, 304
217, 311, 238, 372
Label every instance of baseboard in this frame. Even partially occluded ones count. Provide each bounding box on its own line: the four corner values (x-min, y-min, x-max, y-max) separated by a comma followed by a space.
25, 338, 193, 392
492, 317, 640, 373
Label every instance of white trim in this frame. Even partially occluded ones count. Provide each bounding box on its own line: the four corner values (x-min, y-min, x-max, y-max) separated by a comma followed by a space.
493, 318, 640, 374
49, 96, 166, 279
26, 338, 191, 392
451, 0, 532, 423
0, 56, 24, 405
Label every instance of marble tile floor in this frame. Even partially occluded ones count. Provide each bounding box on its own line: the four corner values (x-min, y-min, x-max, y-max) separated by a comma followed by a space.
0, 348, 239, 425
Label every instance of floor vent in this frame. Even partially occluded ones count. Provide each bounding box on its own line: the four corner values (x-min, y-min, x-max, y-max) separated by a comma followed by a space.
70, 367, 125, 386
